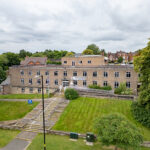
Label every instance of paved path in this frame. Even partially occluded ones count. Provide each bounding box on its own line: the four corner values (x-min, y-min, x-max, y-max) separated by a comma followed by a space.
1, 96, 69, 150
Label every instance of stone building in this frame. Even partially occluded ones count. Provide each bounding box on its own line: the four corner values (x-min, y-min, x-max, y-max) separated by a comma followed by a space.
1, 55, 139, 95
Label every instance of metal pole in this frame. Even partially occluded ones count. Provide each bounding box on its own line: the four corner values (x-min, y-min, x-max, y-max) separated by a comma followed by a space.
41, 75, 46, 150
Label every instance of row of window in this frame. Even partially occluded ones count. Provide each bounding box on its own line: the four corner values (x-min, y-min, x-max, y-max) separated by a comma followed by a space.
20, 70, 131, 78
21, 87, 50, 93
64, 60, 91, 65
21, 78, 50, 85
20, 70, 49, 76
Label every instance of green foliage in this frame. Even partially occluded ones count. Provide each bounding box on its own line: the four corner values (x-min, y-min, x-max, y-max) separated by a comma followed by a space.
117, 56, 123, 63
65, 52, 75, 57
87, 44, 100, 55
0, 67, 6, 84
114, 83, 133, 95
19, 49, 32, 59
82, 49, 94, 55
131, 102, 150, 128
94, 113, 143, 150
64, 88, 79, 100
47, 60, 61, 65
133, 41, 150, 108
88, 85, 112, 91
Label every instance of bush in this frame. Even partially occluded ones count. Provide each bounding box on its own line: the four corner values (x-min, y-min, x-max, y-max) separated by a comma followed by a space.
64, 88, 79, 100
131, 102, 150, 128
88, 85, 112, 91
114, 83, 133, 95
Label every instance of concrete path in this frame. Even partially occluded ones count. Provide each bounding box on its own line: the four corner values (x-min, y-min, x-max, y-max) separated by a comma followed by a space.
1, 96, 69, 150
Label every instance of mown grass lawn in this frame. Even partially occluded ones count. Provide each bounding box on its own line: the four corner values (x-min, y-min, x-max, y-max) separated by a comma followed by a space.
53, 97, 150, 141
0, 101, 39, 121
27, 134, 150, 150
0, 93, 52, 99
0, 129, 20, 148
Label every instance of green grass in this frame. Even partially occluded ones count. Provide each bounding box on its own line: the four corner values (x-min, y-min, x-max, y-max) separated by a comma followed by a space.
0, 101, 39, 121
53, 97, 150, 141
0, 129, 20, 148
27, 134, 150, 150
0, 93, 52, 99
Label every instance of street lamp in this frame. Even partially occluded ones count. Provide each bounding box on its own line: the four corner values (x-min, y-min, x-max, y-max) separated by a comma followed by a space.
35, 75, 46, 150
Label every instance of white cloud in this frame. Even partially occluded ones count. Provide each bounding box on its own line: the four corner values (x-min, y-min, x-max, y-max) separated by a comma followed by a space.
0, 0, 149, 54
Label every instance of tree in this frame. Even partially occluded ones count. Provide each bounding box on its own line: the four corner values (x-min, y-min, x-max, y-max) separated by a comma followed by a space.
19, 49, 32, 59
117, 56, 123, 63
0, 54, 8, 70
87, 44, 100, 55
65, 52, 74, 57
0, 67, 6, 84
82, 49, 93, 55
133, 41, 150, 108
95, 113, 143, 150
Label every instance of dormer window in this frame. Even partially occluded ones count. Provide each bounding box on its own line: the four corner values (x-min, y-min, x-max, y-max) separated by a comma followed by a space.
28, 61, 34, 65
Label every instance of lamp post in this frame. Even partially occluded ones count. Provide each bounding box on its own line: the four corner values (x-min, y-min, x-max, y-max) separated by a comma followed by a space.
35, 75, 46, 150
41, 75, 46, 150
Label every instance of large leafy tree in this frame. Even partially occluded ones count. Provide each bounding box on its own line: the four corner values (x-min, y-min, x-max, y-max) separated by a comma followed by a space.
19, 49, 32, 59
87, 44, 100, 55
133, 41, 150, 108
95, 113, 143, 150
82, 49, 93, 55
0, 67, 6, 84
117, 56, 123, 63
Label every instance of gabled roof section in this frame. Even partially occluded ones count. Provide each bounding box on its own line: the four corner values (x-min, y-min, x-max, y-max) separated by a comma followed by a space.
20, 57, 47, 66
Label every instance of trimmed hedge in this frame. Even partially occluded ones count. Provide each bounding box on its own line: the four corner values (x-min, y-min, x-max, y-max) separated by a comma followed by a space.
88, 85, 112, 91
64, 88, 79, 100
131, 102, 150, 128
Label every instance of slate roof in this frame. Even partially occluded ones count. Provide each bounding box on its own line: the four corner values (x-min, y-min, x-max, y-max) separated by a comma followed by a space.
20, 57, 47, 66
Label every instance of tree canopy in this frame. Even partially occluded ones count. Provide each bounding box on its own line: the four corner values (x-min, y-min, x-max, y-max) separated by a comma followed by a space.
117, 56, 123, 63
86, 44, 100, 55
133, 41, 150, 108
95, 113, 143, 150
82, 49, 94, 55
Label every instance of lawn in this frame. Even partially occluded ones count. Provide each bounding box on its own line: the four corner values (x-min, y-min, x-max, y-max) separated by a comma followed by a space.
0, 129, 20, 148
27, 134, 150, 150
53, 97, 150, 141
0, 101, 39, 121
0, 93, 52, 99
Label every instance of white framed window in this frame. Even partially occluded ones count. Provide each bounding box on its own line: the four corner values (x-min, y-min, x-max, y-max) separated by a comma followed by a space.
21, 78, 24, 84
83, 71, 87, 76
93, 81, 97, 85
73, 80, 77, 86
126, 82, 130, 88
20, 70, 24, 75
54, 79, 58, 85
93, 72, 97, 77
73, 71, 77, 76
83, 80, 87, 86
103, 81, 108, 86
104, 72, 108, 77
64, 71, 67, 76
21, 87, 25, 93
115, 72, 119, 77
29, 87, 33, 93
126, 72, 131, 78
114, 82, 119, 88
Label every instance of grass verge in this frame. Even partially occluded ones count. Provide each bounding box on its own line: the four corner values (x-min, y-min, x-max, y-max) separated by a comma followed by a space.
53, 97, 150, 141
0, 129, 20, 148
0, 101, 39, 121
0, 93, 52, 99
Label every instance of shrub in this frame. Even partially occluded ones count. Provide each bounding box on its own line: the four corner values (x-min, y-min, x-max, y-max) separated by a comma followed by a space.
88, 85, 112, 91
114, 83, 133, 95
131, 102, 150, 128
64, 88, 79, 100
95, 113, 143, 150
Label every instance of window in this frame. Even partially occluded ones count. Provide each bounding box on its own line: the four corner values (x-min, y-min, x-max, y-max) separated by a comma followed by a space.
21, 87, 25, 93
38, 88, 41, 93
64, 71, 67, 76
115, 72, 119, 77
93, 81, 97, 85
45, 71, 49, 75
46, 88, 49, 94
21, 78, 24, 84
104, 72, 108, 77
29, 87, 33, 93
73, 71, 77, 76
88, 60, 91, 64
54, 80, 58, 85
54, 71, 58, 76
73, 80, 77, 86
83, 71, 87, 76
83, 80, 87, 86
126, 82, 130, 88
114, 82, 119, 88
46, 79, 49, 84
72, 61, 75, 66
93, 72, 97, 77
29, 78, 32, 84
64, 61, 67, 64
20, 70, 24, 75
37, 79, 41, 84
28, 71, 32, 75
103, 81, 108, 86
126, 72, 131, 78
37, 70, 40, 76
79, 61, 82, 64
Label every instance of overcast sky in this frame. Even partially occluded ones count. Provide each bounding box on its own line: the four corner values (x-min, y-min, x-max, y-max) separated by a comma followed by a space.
0, 0, 150, 54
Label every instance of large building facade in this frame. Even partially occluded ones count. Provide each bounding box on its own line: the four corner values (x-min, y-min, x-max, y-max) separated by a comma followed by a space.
1, 55, 139, 95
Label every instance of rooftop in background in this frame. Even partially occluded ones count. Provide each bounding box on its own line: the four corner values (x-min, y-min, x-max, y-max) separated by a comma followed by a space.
20, 56, 47, 66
